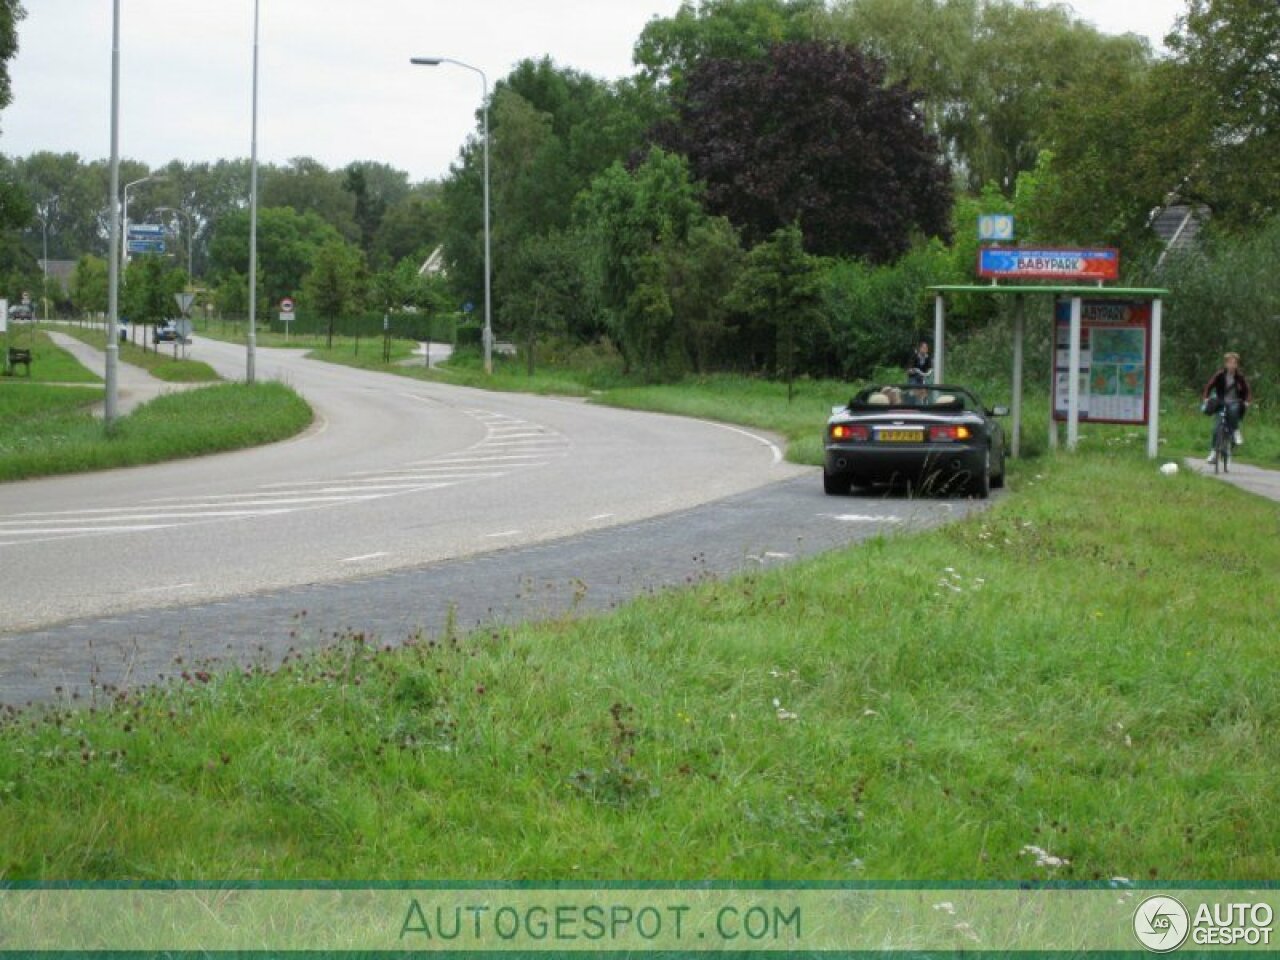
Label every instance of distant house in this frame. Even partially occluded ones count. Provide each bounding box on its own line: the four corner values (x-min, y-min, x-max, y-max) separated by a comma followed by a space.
418, 246, 446, 278
1149, 198, 1210, 269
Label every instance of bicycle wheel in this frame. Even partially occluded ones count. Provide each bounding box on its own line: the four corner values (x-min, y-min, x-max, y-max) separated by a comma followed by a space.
1215, 418, 1231, 474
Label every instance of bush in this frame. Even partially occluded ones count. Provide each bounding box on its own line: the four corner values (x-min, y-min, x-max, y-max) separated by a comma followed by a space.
1155, 216, 1280, 391
822, 240, 963, 379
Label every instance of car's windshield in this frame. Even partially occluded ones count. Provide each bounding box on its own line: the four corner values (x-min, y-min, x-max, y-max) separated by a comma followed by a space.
852, 386, 973, 410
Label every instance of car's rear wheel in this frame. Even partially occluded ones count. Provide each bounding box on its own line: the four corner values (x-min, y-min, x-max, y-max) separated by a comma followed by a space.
969, 449, 991, 499
823, 470, 851, 496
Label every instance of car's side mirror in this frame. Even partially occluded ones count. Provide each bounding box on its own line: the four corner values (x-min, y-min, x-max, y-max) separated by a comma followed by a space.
990, 406, 1010, 417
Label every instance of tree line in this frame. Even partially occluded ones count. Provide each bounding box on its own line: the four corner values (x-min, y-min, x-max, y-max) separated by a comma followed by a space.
1, 0, 1276, 386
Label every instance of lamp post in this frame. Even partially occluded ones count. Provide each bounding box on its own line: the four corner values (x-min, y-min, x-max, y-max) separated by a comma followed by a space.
121, 174, 165, 277
247, 0, 260, 384
35, 213, 48, 323
410, 56, 492, 375
105, 0, 122, 425
152, 206, 194, 280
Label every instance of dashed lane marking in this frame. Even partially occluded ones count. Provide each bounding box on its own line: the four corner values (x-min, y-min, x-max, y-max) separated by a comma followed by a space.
0, 405, 570, 548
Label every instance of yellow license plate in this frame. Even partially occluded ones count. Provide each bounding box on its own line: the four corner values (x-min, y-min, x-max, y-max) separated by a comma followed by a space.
879, 429, 923, 442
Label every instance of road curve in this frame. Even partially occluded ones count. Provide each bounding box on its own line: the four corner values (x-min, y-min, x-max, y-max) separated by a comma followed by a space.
0, 338, 803, 634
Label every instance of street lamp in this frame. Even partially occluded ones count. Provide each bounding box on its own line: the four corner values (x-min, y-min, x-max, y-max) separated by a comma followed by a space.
152, 206, 194, 280
105, 0, 122, 425
34, 212, 48, 323
121, 174, 166, 276
247, 0, 260, 384
411, 56, 492, 375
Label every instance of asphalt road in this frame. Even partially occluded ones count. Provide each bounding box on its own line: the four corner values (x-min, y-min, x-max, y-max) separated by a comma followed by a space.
0, 339, 993, 706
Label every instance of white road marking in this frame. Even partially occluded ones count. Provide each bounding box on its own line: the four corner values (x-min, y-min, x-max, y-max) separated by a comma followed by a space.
484, 530, 522, 539
339, 552, 391, 564
821, 514, 903, 524
134, 582, 196, 594
589, 513, 615, 521
0, 404, 572, 548
700, 421, 784, 464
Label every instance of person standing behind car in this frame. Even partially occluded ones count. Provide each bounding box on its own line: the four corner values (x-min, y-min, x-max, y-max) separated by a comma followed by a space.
1203, 351, 1251, 463
906, 340, 933, 385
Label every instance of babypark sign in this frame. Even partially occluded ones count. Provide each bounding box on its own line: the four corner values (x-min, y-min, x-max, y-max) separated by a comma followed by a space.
978, 247, 1120, 282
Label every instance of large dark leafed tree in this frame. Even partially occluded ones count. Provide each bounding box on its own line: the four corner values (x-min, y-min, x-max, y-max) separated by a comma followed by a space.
0, 2, 30, 231
655, 40, 951, 262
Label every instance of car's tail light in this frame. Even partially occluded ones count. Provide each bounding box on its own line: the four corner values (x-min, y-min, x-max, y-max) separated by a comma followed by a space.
928, 425, 973, 442
830, 424, 870, 442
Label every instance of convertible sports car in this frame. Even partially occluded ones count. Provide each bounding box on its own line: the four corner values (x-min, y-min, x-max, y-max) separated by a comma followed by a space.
823, 384, 1008, 498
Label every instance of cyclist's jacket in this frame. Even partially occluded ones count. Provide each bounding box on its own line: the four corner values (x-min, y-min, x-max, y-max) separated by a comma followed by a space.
1203, 368, 1251, 405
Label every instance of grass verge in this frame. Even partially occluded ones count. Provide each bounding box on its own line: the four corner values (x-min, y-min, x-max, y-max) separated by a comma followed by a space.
0, 381, 312, 483
0, 449, 1276, 880
3, 329, 103, 384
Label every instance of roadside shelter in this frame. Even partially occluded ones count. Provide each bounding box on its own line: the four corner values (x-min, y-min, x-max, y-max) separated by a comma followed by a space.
926, 285, 1171, 459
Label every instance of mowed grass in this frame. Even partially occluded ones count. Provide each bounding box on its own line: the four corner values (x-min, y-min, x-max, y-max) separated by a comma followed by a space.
0, 381, 312, 482
3, 329, 102, 384
0, 450, 1276, 880
52, 324, 221, 383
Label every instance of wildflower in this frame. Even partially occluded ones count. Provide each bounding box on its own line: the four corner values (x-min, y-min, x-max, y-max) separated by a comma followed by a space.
1021, 844, 1070, 868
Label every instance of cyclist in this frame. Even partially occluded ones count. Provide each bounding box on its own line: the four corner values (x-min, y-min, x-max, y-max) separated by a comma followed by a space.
1203, 351, 1251, 464
906, 340, 933, 385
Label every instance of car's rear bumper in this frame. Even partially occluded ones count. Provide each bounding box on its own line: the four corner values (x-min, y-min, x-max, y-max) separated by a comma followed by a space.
824, 443, 986, 483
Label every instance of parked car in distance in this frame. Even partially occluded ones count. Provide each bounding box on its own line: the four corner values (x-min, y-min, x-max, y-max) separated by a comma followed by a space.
823, 384, 1008, 498
152, 319, 177, 343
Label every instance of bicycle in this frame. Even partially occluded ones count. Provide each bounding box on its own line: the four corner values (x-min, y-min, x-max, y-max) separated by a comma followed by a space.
1210, 401, 1237, 474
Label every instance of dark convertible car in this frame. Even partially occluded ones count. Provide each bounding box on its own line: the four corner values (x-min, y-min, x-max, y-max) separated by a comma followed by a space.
823, 384, 1007, 498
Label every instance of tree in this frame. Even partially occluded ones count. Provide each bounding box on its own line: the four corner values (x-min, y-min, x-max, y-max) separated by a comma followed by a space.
575, 148, 705, 374
727, 224, 826, 395
209, 206, 344, 310
827, 0, 1152, 194
662, 216, 744, 372
634, 0, 826, 91
0, 1, 23, 116
122, 256, 185, 335
344, 161, 411, 260
261, 157, 358, 241
373, 189, 442, 265
496, 230, 587, 376
1165, 0, 1280, 226
656, 41, 951, 261
301, 241, 367, 347
70, 254, 109, 316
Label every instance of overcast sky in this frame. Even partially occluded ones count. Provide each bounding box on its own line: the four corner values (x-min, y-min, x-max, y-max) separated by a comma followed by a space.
2, 0, 1186, 184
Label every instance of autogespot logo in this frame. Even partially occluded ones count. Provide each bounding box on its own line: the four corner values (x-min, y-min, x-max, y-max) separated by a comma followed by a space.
1134, 896, 1190, 952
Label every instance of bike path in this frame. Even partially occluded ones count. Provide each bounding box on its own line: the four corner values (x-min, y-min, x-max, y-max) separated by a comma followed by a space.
1183, 457, 1280, 502
45, 330, 201, 417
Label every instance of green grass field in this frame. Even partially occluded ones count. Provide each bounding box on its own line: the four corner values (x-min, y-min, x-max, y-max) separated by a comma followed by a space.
3, 329, 103, 384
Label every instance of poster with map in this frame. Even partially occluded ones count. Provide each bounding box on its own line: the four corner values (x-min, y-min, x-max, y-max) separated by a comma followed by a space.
1053, 300, 1151, 424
